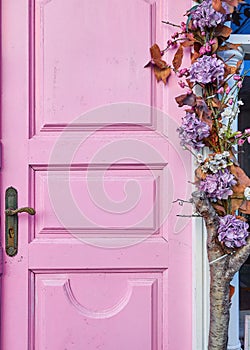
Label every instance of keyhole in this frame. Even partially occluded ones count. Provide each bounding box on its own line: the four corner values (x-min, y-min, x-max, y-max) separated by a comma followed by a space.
9, 227, 14, 238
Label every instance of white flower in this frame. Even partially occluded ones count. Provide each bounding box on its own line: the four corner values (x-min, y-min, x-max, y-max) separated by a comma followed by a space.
223, 151, 230, 157
238, 100, 244, 106
196, 153, 204, 163
244, 187, 250, 200
221, 107, 232, 119
219, 125, 227, 138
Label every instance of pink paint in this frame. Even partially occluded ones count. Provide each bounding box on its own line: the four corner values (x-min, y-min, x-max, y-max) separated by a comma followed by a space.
1, 0, 192, 349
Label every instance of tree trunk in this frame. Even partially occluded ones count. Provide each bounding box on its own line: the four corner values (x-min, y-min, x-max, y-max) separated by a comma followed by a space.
192, 191, 250, 350
209, 262, 231, 350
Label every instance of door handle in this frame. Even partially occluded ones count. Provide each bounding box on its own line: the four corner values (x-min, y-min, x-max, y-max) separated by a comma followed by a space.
5, 207, 36, 216
5, 187, 36, 257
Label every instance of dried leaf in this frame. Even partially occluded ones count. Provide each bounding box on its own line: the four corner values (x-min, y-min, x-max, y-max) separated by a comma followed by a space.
181, 40, 194, 47
150, 44, 167, 69
212, 0, 226, 13
211, 38, 219, 54
230, 165, 250, 213
175, 93, 196, 107
236, 59, 243, 70
191, 51, 200, 64
172, 45, 184, 70
214, 25, 232, 38
224, 0, 244, 7
154, 66, 171, 84
195, 167, 207, 181
224, 63, 237, 77
212, 97, 222, 108
217, 42, 241, 52
212, 203, 226, 215
196, 97, 213, 128
229, 284, 235, 301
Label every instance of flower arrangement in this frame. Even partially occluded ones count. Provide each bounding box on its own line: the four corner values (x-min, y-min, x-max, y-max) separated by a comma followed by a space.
146, 0, 250, 349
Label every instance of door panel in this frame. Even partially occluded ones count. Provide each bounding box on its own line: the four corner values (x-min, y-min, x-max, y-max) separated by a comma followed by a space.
1, 1, 192, 349
33, 0, 156, 132
34, 272, 163, 349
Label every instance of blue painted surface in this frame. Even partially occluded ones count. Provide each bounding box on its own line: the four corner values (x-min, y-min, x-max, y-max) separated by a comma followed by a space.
232, 0, 250, 34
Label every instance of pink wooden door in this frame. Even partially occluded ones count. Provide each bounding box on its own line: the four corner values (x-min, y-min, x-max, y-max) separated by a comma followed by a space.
1, 1, 192, 349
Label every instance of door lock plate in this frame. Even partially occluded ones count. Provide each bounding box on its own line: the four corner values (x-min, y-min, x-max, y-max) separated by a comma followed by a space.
5, 187, 18, 257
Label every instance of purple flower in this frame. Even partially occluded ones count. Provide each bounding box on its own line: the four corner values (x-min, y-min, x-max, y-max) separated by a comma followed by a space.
190, 0, 229, 31
177, 112, 210, 150
189, 55, 225, 84
199, 169, 236, 201
218, 215, 249, 248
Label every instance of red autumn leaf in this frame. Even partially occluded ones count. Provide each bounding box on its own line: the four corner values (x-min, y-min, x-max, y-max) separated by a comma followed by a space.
172, 45, 184, 70
154, 66, 171, 85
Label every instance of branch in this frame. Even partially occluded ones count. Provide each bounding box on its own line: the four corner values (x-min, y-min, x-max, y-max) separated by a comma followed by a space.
226, 237, 250, 280
192, 191, 250, 281
192, 191, 226, 264
192, 191, 219, 245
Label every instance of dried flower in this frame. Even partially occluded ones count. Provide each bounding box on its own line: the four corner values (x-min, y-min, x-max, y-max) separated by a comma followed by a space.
190, 0, 229, 31
201, 151, 231, 173
189, 55, 225, 84
198, 169, 236, 201
177, 112, 210, 150
218, 215, 249, 248
244, 187, 250, 200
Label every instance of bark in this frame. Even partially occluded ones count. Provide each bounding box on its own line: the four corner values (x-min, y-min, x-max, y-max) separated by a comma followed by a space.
192, 191, 250, 350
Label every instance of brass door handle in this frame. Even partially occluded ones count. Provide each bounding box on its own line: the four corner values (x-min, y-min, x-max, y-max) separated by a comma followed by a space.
5, 187, 36, 257
5, 207, 36, 216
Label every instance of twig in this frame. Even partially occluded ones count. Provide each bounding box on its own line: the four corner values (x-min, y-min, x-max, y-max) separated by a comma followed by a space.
177, 214, 202, 217
172, 198, 193, 206
161, 21, 181, 28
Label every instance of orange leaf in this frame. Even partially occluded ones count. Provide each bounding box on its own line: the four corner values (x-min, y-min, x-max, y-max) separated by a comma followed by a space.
229, 284, 235, 301
153, 66, 171, 85
172, 45, 184, 70
211, 38, 219, 54
224, 0, 243, 7
150, 44, 167, 69
191, 51, 200, 64
212, 203, 226, 216
214, 25, 232, 38
230, 165, 250, 213
212, 0, 226, 13
181, 40, 194, 47
224, 64, 237, 77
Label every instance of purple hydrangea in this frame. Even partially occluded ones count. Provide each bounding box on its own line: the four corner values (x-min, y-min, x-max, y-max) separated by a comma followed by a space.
199, 168, 236, 201
177, 112, 210, 150
189, 55, 225, 85
190, 0, 229, 31
218, 215, 249, 248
